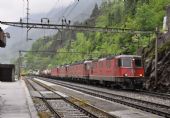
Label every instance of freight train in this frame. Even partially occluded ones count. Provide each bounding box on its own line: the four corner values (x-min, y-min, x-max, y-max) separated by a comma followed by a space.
40, 55, 145, 89
0, 27, 6, 48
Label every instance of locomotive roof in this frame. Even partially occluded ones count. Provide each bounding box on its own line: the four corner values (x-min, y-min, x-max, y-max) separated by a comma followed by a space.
56, 55, 142, 67
105, 54, 117, 59
69, 61, 84, 66
84, 60, 92, 63
98, 58, 107, 61
92, 59, 98, 62
115, 55, 141, 58
104, 55, 142, 60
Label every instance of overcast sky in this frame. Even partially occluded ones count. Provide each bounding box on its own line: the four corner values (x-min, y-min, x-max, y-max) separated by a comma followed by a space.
0, 0, 75, 29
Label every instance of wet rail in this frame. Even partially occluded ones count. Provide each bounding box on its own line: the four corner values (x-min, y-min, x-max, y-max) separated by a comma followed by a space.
25, 79, 61, 118
136, 90, 170, 100
26, 78, 117, 118
36, 77, 170, 118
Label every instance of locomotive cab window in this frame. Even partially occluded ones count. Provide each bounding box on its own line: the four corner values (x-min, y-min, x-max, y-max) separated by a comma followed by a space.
118, 59, 122, 67
135, 58, 142, 67
122, 58, 132, 67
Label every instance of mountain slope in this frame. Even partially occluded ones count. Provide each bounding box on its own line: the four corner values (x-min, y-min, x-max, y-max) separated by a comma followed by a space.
0, 0, 102, 63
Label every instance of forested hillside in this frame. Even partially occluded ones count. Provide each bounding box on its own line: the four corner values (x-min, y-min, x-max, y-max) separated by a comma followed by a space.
23, 0, 170, 71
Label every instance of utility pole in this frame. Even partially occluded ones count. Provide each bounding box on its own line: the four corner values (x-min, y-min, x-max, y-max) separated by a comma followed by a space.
26, 0, 29, 41
18, 51, 22, 79
155, 27, 159, 85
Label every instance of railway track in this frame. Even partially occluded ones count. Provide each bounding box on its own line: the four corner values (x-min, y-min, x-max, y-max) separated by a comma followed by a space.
136, 90, 170, 100
25, 78, 117, 118
35, 77, 170, 118
38, 77, 170, 102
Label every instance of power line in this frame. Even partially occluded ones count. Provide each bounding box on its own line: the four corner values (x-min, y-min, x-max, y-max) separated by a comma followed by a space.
57, 1, 78, 24
0, 21, 154, 34
46, 0, 62, 18
19, 50, 99, 55
64, 0, 80, 18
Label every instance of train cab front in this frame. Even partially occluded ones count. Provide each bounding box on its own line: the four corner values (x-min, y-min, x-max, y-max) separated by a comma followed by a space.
116, 55, 144, 89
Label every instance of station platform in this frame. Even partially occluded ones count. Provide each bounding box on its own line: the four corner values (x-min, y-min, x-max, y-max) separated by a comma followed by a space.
0, 80, 39, 118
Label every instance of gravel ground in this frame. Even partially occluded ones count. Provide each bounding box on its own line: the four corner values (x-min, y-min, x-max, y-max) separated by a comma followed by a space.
27, 79, 47, 91
40, 91, 61, 99
48, 99, 90, 118
33, 98, 55, 118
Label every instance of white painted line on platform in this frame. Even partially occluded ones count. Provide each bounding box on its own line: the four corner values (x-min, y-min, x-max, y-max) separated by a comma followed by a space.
54, 91, 68, 98
33, 78, 56, 86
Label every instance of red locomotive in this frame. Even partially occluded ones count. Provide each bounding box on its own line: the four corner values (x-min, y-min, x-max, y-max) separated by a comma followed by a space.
0, 27, 6, 48
47, 55, 144, 89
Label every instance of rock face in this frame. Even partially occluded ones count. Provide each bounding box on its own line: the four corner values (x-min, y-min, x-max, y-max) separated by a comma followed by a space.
143, 6, 170, 93
143, 43, 170, 92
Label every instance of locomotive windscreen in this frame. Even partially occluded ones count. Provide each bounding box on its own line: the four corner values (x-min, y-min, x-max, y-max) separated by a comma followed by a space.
118, 56, 142, 68
134, 58, 142, 67
122, 58, 132, 67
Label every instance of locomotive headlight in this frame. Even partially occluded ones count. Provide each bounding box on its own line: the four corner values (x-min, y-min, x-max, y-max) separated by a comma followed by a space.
124, 74, 128, 77
140, 74, 143, 77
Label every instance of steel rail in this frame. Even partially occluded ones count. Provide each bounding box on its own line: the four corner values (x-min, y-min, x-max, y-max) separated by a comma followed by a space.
38, 77, 170, 118
25, 79, 62, 118
136, 90, 170, 100
31, 78, 118, 118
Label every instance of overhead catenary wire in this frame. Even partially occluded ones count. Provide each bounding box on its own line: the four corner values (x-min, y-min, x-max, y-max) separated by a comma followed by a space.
46, 0, 64, 21
22, 0, 25, 19
57, 2, 76, 23
62, 0, 78, 17
56, 0, 79, 24
64, 0, 80, 19
19, 50, 99, 55
0, 20, 154, 34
